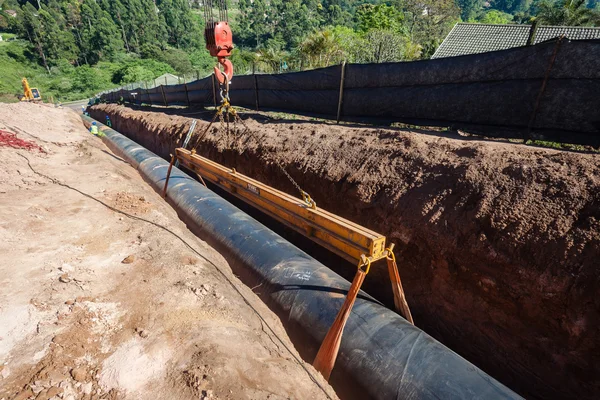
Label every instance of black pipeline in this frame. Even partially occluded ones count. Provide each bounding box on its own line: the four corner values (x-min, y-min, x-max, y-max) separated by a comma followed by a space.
81, 115, 520, 400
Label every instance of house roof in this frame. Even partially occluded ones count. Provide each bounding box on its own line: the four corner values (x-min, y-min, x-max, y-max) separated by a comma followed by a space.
534, 25, 600, 43
432, 23, 600, 59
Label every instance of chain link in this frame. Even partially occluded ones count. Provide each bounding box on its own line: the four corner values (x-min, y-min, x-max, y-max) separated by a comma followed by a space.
191, 91, 315, 208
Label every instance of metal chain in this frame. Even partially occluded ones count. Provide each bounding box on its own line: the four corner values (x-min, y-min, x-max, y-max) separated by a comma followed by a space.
191, 95, 316, 208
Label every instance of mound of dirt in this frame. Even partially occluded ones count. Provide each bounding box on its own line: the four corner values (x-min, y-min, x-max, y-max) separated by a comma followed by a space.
90, 103, 600, 400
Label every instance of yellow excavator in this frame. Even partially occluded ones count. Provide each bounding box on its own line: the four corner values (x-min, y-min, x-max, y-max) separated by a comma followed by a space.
20, 78, 42, 102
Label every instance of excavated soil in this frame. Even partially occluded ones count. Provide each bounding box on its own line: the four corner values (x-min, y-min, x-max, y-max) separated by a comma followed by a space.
90, 104, 600, 400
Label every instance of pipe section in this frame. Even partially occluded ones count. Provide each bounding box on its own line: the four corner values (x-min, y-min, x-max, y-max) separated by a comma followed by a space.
81, 115, 520, 400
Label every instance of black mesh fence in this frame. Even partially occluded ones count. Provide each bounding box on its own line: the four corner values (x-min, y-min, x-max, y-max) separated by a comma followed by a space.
101, 39, 600, 147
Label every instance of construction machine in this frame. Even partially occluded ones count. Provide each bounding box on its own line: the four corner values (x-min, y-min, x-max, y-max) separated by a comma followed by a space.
20, 78, 42, 102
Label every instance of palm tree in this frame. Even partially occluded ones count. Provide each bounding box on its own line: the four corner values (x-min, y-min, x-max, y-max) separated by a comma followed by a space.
298, 29, 344, 69
536, 0, 599, 26
255, 46, 287, 73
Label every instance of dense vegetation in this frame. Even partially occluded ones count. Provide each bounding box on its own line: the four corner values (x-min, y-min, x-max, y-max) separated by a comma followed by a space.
0, 0, 598, 102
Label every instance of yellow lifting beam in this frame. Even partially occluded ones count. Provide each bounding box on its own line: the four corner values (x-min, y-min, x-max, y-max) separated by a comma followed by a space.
164, 146, 414, 376
174, 148, 387, 264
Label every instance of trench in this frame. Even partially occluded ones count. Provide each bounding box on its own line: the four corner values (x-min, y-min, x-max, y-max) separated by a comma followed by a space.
82, 114, 521, 400
89, 104, 600, 400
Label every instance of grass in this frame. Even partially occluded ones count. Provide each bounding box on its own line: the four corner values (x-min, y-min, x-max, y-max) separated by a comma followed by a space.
0, 33, 16, 43
525, 140, 599, 153
0, 37, 119, 103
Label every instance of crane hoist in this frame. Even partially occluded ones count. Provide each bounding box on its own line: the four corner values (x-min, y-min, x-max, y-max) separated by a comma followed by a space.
203, 0, 234, 95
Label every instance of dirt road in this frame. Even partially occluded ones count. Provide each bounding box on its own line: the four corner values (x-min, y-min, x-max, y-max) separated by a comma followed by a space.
0, 102, 336, 400
90, 104, 600, 400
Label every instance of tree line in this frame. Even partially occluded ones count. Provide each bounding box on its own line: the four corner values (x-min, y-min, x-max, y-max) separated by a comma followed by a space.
0, 0, 598, 92
2, 0, 202, 72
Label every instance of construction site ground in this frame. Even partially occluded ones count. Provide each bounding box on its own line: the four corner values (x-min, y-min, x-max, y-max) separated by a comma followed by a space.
0, 102, 337, 400
89, 104, 600, 400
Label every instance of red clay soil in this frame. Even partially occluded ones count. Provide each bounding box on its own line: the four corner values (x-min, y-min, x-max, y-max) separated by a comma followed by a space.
90, 104, 600, 400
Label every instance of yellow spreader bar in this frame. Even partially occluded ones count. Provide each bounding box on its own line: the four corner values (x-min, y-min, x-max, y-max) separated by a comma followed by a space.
176, 148, 387, 264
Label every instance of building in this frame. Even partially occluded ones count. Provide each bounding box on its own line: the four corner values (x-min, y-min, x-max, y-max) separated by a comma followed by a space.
432, 23, 600, 59
4, 10, 17, 18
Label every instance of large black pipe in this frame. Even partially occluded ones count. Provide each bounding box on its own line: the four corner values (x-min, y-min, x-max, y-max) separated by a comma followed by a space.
82, 116, 520, 400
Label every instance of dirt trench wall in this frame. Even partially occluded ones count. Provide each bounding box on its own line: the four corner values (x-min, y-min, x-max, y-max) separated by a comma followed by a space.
90, 104, 600, 400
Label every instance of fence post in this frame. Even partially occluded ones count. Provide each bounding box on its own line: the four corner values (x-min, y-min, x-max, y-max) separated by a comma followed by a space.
254, 72, 260, 111
145, 82, 152, 107
184, 80, 191, 107
211, 74, 217, 107
336, 61, 347, 124
161, 85, 169, 107
527, 20, 540, 46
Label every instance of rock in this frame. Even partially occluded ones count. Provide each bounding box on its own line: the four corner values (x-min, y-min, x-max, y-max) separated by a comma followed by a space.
81, 382, 93, 395
65, 300, 75, 306
12, 388, 34, 400
135, 328, 149, 338
48, 371, 68, 386
200, 390, 213, 399
121, 255, 135, 264
58, 274, 71, 283
35, 386, 62, 400
70, 367, 86, 382
30, 383, 44, 394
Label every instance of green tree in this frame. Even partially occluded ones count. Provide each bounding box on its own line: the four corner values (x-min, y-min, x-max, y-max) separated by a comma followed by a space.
457, 0, 484, 20
16, 2, 50, 72
111, 58, 174, 84
156, 0, 201, 49
160, 48, 194, 74
478, 9, 515, 23
362, 30, 422, 63
273, 0, 322, 49
255, 45, 288, 73
38, 7, 77, 64
403, 0, 461, 58
236, 0, 271, 48
321, 0, 353, 27
79, 0, 124, 64
355, 4, 406, 33
298, 28, 343, 68
189, 48, 216, 74
535, 0, 600, 25
70, 64, 109, 92
490, 0, 534, 13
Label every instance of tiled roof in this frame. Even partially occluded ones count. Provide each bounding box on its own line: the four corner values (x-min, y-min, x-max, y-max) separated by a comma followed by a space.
432, 24, 531, 59
534, 25, 600, 43
432, 23, 600, 59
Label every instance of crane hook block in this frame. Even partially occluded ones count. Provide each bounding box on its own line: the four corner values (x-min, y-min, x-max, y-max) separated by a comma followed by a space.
205, 21, 234, 84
